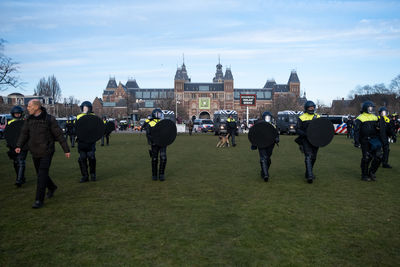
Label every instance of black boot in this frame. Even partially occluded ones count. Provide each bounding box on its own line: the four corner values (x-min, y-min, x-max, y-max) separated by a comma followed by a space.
13, 161, 22, 187
260, 160, 269, 182
305, 155, 314, 183
159, 158, 167, 181
32, 200, 44, 209
16, 158, 26, 186
152, 158, 158, 181
369, 157, 381, 181
78, 159, 89, 183
361, 159, 371, 181
89, 158, 96, 181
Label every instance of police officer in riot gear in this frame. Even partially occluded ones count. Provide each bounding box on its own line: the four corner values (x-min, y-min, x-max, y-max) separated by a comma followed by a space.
354, 101, 383, 181
378, 107, 395, 168
65, 116, 76, 148
227, 114, 237, 147
6, 106, 28, 187
101, 116, 111, 146
77, 101, 97, 182
142, 108, 168, 181
251, 111, 279, 182
295, 100, 320, 184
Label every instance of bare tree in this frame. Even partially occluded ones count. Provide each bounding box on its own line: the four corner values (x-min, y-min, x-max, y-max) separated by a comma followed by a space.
34, 75, 62, 103
271, 93, 302, 116
390, 74, 400, 95
0, 39, 22, 91
34, 77, 50, 96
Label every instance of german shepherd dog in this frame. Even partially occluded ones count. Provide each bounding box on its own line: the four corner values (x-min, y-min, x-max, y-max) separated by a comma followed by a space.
216, 133, 230, 147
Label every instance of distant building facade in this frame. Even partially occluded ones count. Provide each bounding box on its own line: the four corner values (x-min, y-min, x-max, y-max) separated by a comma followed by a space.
99, 61, 302, 119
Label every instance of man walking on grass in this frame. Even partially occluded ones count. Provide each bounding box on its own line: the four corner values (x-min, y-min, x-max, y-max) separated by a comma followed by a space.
15, 99, 70, 209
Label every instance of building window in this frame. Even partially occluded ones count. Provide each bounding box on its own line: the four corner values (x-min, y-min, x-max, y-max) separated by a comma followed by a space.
135, 91, 142, 98
234, 91, 240, 98
265, 91, 272, 99
159, 91, 166, 98
167, 91, 174, 98
143, 91, 150, 98
257, 91, 264, 99
212, 93, 217, 99
200, 93, 208, 98
199, 85, 209, 91
226, 94, 233, 100
145, 100, 154, 108
191, 94, 196, 99
219, 93, 224, 99
151, 91, 159, 99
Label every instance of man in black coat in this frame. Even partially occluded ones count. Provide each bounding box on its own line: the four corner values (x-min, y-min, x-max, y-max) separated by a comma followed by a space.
15, 99, 70, 209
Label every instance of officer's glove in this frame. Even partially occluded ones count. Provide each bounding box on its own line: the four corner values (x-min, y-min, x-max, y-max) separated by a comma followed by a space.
251, 145, 257, 150
275, 137, 280, 144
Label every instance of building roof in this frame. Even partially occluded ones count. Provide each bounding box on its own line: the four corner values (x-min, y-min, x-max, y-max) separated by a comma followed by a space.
213, 62, 224, 83
175, 63, 190, 81
274, 84, 289, 92
184, 83, 224, 91
224, 68, 233, 80
263, 79, 276, 89
106, 77, 118, 89
288, 70, 300, 83
8, 92, 24, 97
126, 79, 139, 89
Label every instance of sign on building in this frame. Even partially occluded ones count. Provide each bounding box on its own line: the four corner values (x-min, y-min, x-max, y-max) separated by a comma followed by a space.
199, 98, 210, 109
240, 94, 256, 106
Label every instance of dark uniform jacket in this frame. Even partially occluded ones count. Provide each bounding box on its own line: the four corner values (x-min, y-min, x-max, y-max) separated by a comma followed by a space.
142, 118, 160, 145
354, 113, 381, 145
6, 118, 28, 150
378, 115, 394, 145
226, 118, 237, 133
295, 113, 320, 143
17, 107, 70, 158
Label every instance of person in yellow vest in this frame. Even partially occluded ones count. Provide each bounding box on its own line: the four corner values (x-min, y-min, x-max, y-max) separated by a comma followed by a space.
295, 101, 321, 184
101, 116, 110, 146
142, 108, 167, 181
378, 107, 395, 168
76, 101, 97, 182
226, 115, 237, 147
354, 101, 383, 181
65, 116, 76, 148
6, 106, 28, 187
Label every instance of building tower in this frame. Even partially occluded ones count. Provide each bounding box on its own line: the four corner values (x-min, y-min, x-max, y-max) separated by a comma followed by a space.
288, 70, 300, 97
223, 66, 234, 110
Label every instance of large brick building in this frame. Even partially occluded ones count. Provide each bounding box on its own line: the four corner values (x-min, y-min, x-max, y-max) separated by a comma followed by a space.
97, 61, 301, 120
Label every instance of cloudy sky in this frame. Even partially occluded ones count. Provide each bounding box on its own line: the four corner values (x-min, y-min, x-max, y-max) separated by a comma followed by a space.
1, 0, 399, 105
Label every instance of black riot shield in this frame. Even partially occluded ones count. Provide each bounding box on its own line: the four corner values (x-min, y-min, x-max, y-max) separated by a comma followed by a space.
4, 120, 25, 147
248, 121, 278, 149
306, 118, 334, 147
76, 115, 105, 143
151, 119, 177, 146
104, 121, 115, 135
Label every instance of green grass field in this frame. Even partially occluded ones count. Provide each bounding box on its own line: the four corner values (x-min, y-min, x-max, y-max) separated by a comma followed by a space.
1, 133, 399, 266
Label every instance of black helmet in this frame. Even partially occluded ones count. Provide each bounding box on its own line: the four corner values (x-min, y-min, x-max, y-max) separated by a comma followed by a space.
361, 101, 375, 114
80, 101, 93, 113
304, 101, 316, 114
378, 106, 388, 116
262, 111, 273, 123
10, 105, 24, 118
151, 108, 164, 119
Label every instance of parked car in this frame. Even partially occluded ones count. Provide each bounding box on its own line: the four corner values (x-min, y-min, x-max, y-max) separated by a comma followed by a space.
0, 114, 12, 139
193, 119, 214, 133
200, 119, 214, 132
